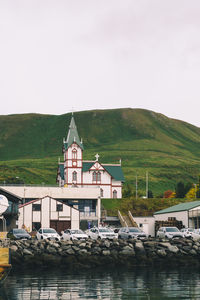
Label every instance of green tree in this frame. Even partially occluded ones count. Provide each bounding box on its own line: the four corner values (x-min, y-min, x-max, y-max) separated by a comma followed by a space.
148, 190, 153, 198
122, 183, 134, 198
175, 181, 186, 198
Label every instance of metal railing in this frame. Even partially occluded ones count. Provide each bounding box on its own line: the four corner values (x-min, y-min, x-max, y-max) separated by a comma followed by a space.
118, 210, 128, 227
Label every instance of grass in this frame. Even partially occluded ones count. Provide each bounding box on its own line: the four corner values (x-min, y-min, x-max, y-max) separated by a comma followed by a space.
0, 108, 200, 196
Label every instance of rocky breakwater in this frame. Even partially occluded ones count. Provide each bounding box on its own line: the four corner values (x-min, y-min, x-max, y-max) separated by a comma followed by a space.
2, 237, 200, 269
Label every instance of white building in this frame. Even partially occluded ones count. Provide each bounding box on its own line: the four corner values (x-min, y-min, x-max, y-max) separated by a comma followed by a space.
18, 196, 80, 233
57, 114, 125, 198
154, 200, 200, 228
0, 186, 101, 230
132, 216, 155, 237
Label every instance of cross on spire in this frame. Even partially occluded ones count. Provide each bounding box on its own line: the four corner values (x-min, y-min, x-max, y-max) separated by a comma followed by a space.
95, 153, 99, 161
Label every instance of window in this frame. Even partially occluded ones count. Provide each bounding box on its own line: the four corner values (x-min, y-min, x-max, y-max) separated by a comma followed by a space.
72, 171, 77, 181
72, 149, 77, 160
92, 171, 97, 181
113, 190, 117, 199
32, 204, 41, 211
32, 222, 41, 231
100, 188, 104, 197
57, 204, 63, 212
97, 171, 101, 181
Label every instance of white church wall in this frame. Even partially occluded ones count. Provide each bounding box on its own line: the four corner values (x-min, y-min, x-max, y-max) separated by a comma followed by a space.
67, 168, 82, 184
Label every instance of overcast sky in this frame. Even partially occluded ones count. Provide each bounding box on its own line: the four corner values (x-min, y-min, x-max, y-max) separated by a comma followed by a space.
1, 1, 200, 127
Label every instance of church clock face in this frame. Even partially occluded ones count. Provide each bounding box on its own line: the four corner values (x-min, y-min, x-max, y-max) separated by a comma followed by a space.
73, 161, 76, 166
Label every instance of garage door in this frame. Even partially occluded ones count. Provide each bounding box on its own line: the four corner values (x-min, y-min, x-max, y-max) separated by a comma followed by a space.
50, 220, 71, 233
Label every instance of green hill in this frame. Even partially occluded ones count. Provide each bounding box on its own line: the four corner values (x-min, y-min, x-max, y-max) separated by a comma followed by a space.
0, 108, 200, 196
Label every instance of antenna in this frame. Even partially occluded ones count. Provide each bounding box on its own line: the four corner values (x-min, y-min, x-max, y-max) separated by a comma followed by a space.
0, 195, 9, 215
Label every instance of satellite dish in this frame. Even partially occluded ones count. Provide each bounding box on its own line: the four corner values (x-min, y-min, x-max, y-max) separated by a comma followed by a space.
0, 195, 9, 215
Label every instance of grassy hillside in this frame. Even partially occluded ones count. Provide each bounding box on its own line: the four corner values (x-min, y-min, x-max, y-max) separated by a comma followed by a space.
0, 108, 200, 196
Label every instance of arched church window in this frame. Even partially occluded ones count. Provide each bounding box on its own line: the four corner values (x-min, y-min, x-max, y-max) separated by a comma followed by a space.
72, 171, 77, 181
92, 171, 97, 181
113, 190, 117, 198
72, 149, 77, 160
97, 171, 101, 181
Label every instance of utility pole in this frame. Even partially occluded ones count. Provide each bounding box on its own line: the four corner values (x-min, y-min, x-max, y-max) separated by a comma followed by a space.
136, 174, 138, 201
194, 184, 197, 199
146, 171, 148, 199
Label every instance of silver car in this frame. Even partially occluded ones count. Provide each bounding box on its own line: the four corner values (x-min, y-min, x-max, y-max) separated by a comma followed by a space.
156, 227, 183, 239
118, 227, 148, 240
88, 227, 118, 240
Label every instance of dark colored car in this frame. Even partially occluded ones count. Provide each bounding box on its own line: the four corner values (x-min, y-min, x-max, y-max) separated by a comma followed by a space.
7, 229, 32, 240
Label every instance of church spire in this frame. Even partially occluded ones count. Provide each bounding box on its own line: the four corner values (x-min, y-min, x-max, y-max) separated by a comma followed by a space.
64, 114, 84, 150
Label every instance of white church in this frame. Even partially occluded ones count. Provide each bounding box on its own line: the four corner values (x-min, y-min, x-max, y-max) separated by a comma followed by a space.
57, 114, 125, 198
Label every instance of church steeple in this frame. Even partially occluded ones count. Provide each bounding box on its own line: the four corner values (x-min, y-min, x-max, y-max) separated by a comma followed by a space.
63, 114, 84, 150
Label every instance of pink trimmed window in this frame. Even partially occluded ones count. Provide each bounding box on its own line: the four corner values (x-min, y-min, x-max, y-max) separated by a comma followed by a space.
92, 171, 97, 181
72, 149, 77, 160
72, 171, 77, 182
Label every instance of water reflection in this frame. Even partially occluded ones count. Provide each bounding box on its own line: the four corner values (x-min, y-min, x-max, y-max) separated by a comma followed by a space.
0, 267, 200, 299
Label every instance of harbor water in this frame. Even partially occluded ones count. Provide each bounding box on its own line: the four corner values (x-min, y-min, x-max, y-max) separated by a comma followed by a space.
0, 266, 200, 300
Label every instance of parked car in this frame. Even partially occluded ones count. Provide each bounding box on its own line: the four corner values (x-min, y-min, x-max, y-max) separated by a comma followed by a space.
36, 228, 60, 241
156, 227, 183, 239
180, 228, 196, 238
118, 227, 148, 240
194, 228, 200, 235
61, 229, 88, 241
7, 228, 32, 240
87, 227, 118, 240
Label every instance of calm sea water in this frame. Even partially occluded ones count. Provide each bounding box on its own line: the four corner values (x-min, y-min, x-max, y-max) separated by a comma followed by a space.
0, 266, 200, 300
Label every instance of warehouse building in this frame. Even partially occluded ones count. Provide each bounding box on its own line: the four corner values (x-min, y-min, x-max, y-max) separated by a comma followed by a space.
154, 200, 200, 229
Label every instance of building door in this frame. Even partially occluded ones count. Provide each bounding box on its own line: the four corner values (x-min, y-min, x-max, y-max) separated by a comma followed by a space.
50, 220, 71, 234
142, 223, 149, 235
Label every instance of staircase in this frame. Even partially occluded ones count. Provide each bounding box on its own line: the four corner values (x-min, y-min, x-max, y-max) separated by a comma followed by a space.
118, 210, 138, 227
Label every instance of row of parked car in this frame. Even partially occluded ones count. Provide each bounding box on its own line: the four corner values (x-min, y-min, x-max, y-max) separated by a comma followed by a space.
7, 226, 200, 241
6, 226, 149, 241
156, 226, 200, 239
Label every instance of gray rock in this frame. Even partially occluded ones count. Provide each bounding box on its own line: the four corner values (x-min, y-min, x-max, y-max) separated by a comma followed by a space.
158, 242, 172, 248
102, 250, 110, 256
182, 246, 192, 252
78, 249, 88, 255
91, 247, 101, 254
72, 246, 80, 252
189, 249, 197, 255
46, 245, 58, 254
66, 248, 75, 255
104, 240, 110, 248
167, 245, 179, 254
23, 249, 33, 256
61, 240, 73, 245
120, 246, 135, 255
79, 243, 86, 248
192, 235, 200, 242
112, 241, 119, 246
157, 249, 167, 257
135, 241, 145, 254
193, 245, 198, 251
